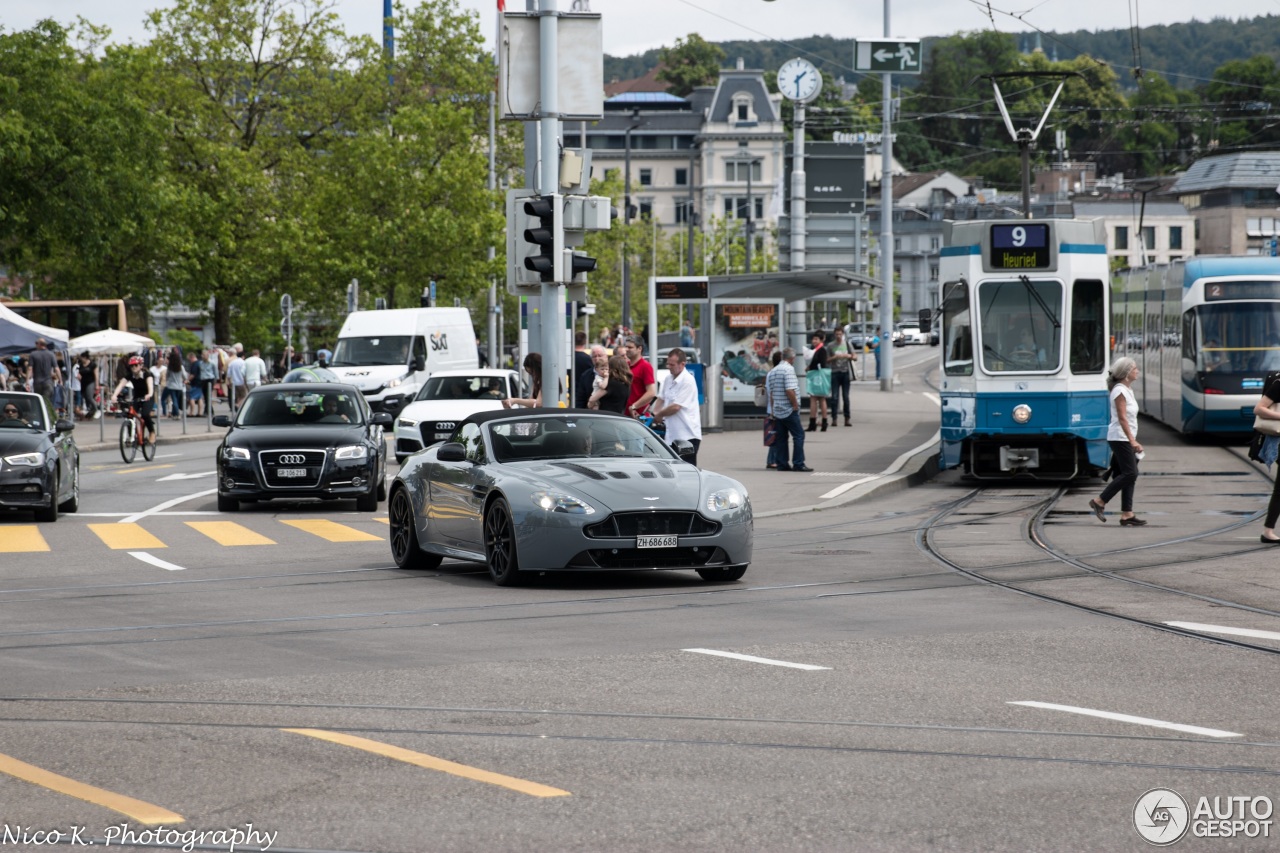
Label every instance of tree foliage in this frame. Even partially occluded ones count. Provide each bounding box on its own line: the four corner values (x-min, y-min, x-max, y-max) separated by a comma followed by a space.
656, 34, 724, 97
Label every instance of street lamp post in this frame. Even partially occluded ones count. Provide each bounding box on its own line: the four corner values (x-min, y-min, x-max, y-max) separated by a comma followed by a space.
730, 152, 762, 273
622, 109, 641, 331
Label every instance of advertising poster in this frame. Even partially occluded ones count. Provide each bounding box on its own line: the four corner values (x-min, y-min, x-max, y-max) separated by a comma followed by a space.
714, 303, 781, 394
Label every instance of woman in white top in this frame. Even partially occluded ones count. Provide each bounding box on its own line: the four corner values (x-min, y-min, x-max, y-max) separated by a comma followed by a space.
1088, 357, 1146, 526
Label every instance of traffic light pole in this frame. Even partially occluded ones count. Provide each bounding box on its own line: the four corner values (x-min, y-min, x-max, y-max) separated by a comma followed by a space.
878, 0, 895, 391
537, 0, 565, 406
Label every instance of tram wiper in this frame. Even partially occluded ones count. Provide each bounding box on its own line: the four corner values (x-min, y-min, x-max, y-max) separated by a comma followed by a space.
1019, 275, 1060, 329
983, 342, 1017, 362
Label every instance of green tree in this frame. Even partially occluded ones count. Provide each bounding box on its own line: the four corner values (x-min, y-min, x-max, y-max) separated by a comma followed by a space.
656, 34, 725, 97
1202, 55, 1280, 150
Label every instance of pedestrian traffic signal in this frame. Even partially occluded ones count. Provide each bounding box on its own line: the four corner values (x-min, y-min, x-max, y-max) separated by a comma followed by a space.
523, 196, 559, 283
569, 251, 597, 282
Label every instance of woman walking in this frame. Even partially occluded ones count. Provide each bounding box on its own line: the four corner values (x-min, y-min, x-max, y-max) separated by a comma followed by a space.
1088, 357, 1146, 526
1252, 373, 1280, 543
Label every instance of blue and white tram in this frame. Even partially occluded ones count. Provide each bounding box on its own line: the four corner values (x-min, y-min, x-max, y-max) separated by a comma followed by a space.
937, 219, 1111, 479
1116, 256, 1280, 434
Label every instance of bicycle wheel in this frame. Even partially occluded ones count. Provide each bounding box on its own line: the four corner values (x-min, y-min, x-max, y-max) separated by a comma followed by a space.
140, 421, 155, 461
119, 419, 137, 463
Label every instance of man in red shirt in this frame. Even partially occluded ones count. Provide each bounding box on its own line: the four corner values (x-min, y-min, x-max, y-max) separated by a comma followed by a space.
623, 336, 657, 417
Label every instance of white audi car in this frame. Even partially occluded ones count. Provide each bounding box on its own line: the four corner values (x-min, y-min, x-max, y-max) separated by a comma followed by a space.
392, 369, 522, 464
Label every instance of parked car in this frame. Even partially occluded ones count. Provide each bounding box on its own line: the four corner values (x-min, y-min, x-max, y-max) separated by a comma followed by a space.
393, 368, 522, 465
213, 383, 390, 512
388, 408, 753, 586
0, 391, 78, 522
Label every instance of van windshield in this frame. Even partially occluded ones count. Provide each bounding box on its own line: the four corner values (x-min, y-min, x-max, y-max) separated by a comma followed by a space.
331, 336, 411, 367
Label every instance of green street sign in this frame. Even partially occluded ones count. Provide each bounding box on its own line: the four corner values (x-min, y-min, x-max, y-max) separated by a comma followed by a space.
854, 40, 921, 74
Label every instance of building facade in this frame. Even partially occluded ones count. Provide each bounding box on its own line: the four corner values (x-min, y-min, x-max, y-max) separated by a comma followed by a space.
1171, 152, 1280, 256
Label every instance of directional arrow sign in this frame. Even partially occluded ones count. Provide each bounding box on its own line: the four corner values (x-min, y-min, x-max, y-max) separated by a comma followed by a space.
855, 39, 921, 74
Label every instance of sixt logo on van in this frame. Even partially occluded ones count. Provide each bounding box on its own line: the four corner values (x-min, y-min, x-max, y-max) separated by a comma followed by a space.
430, 332, 449, 352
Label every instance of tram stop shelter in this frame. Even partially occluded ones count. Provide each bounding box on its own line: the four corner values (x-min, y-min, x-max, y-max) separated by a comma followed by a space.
644, 268, 883, 429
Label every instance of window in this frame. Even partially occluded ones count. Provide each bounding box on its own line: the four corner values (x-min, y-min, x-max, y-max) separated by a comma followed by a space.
459, 423, 487, 464
723, 197, 759, 220
1169, 226, 1183, 250
977, 279, 1063, 373
1142, 226, 1156, 251
929, 265, 939, 282
1115, 226, 1129, 251
1069, 280, 1105, 374
737, 104, 748, 121
675, 198, 692, 225
941, 280, 972, 376
930, 236, 940, 252
638, 168, 652, 187
674, 168, 688, 187
725, 160, 762, 182
638, 198, 653, 219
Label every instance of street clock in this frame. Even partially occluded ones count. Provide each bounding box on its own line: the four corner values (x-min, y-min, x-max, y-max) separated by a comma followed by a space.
777, 58, 822, 102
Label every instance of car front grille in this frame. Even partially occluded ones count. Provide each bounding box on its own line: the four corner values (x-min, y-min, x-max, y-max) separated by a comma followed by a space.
570, 546, 728, 569
258, 449, 326, 488
584, 511, 719, 539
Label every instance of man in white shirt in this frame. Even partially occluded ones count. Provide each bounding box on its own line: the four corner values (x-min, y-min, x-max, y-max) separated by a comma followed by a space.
650, 347, 702, 466
226, 346, 247, 409
243, 348, 268, 390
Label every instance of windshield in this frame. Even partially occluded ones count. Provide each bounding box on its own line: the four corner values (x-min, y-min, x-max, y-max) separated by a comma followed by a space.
977, 278, 1063, 372
487, 415, 674, 463
940, 281, 972, 376
236, 391, 364, 426
0, 395, 45, 430
1190, 303, 1280, 374
331, 336, 411, 367
416, 375, 507, 402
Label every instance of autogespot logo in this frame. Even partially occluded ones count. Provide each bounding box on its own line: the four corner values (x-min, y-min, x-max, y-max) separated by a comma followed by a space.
1135, 788, 1190, 845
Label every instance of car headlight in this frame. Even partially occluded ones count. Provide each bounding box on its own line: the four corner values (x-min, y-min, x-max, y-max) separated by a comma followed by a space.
223, 446, 250, 461
4, 451, 44, 467
387, 373, 411, 388
706, 488, 744, 512
335, 444, 368, 460
531, 490, 596, 515
398, 417, 419, 429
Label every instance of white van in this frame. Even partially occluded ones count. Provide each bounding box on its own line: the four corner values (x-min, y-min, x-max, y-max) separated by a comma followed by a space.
329, 307, 478, 418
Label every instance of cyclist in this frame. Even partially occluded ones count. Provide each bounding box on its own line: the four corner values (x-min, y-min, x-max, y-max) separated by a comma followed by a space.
110, 355, 157, 445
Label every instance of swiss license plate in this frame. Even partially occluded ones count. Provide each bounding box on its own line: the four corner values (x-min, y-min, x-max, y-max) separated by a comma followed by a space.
277, 468, 307, 478
435, 432, 452, 439
637, 535, 678, 549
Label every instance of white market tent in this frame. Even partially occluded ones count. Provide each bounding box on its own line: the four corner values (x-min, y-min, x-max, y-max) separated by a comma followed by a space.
0, 301, 69, 356
68, 328, 155, 356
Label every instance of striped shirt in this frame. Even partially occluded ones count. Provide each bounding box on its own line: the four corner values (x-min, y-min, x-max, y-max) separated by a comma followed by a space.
765, 361, 798, 418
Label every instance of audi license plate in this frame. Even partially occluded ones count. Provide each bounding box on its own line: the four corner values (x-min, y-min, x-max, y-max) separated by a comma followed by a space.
435, 432, 452, 439
277, 468, 307, 478
637, 535, 678, 549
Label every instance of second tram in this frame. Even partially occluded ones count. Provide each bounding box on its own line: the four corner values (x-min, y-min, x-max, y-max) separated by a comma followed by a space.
937, 218, 1111, 479
1115, 255, 1280, 435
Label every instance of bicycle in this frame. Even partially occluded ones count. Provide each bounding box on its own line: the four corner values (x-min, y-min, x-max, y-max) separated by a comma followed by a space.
113, 401, 155, 464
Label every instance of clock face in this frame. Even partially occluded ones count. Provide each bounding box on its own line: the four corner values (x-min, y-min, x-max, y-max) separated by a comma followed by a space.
778, 59, 821, 102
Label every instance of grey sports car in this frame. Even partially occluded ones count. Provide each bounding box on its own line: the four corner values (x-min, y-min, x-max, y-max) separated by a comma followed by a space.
388, 408, 753, 585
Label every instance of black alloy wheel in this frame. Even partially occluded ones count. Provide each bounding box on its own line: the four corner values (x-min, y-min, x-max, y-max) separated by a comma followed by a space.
389, 487, 441, 570
484, 497, 525, 586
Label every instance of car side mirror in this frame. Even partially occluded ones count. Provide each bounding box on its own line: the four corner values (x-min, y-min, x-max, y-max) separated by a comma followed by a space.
437, 441, 467, 462
412, 356, 425, 372
671, 439, 696, 460
370, 412, 393, 426
212, 415, 232, 427
55, 418, 75, 433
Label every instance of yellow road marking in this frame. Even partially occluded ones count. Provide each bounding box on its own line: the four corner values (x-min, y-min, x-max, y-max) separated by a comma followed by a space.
374, 517, 390, 525
0, 752, 184, 825
0, 526, 50, 553
279, 520, 383, 543
88, 523, 166, 550
282, 729, 570, 798
185, 521, 276, 546
112, 464, 174, 475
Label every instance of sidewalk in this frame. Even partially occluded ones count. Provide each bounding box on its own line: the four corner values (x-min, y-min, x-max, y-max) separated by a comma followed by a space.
74, 383, 942, 517
697, 381, 940, 518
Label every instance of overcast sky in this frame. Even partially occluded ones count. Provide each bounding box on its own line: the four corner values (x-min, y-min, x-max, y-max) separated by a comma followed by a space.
4, 0, 1272, 70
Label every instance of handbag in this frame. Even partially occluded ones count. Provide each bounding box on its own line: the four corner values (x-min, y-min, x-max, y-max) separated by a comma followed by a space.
1254, 401, 1280, 436
806, 367, 832, 398
763, 416, 779, 447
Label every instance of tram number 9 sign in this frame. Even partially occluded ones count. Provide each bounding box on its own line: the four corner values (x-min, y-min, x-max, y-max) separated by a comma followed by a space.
989, 223, 1051, 270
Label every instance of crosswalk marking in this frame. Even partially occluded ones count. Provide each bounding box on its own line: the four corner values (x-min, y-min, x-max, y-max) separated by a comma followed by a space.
89, 523, 167, 550
280, 519, 384, 543
0, 526, 50, 553
185, 521, 277, 546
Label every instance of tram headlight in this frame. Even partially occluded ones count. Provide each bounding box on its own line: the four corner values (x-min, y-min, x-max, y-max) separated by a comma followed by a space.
1012, 404, 1032, 424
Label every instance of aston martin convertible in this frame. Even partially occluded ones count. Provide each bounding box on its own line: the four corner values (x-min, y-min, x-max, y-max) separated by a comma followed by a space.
388, 408, 753, 585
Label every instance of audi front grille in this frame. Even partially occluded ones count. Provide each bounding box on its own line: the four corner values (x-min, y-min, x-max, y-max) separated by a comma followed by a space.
258, 449, 327, 488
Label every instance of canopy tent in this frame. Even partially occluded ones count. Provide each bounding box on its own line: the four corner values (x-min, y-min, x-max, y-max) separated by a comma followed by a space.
68, 328, 155, 356
0, 302, 69, 356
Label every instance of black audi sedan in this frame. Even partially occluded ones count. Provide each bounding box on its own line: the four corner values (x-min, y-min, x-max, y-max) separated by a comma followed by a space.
213, 383, 391, 512
0, 391, 79, 522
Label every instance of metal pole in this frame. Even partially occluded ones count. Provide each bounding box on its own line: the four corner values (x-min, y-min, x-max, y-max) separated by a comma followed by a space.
686, 142, 697, 275
622, 114, 638, 332
486, 4, 500, 368
878, 0, 895, 392
538, 0, 563, 405
745, 163, 753, 274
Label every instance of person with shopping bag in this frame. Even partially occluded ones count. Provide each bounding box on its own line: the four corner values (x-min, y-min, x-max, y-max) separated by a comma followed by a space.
805, 332, 832, 432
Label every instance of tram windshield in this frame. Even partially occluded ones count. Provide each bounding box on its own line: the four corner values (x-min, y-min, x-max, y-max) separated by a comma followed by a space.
1189, 303, 1280, 374
977, 279, 1063, 372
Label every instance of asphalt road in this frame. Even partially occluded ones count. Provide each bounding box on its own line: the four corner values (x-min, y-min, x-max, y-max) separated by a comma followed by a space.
1, 362, 1278, 852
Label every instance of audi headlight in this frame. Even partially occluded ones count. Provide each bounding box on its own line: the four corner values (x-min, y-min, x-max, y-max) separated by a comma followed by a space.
4, 451, 44, 467
398, 417, 419, 429
223, 446, 250, 461
335, 444, 368, 460
706, 488, 744, 512
531, 490, 596, 515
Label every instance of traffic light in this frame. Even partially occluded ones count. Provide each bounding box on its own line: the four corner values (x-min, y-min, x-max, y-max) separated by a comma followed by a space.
569, 251, 597, 282
522, 195, 558, 283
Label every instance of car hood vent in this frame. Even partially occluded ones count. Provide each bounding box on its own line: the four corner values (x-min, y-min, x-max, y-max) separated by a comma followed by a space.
552, 462, 607, 480
650, 462, 676, 479
639, 470, 656, 478
607, 471, 628, 479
